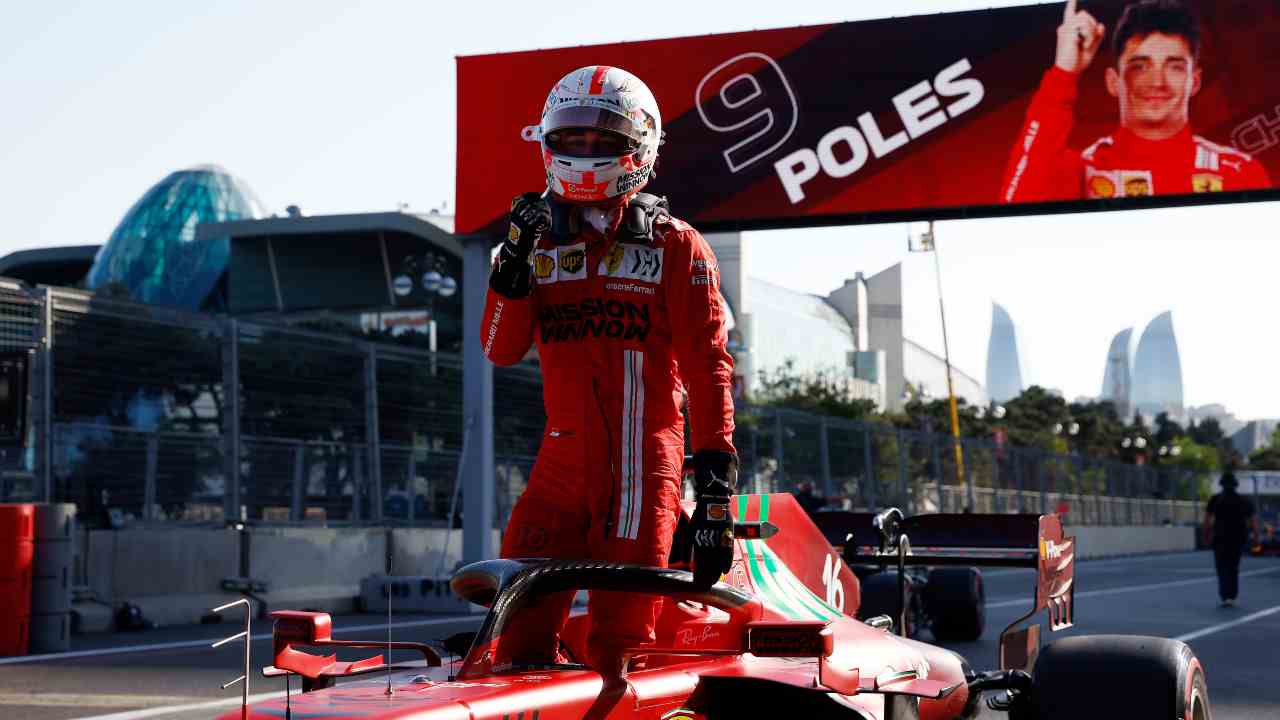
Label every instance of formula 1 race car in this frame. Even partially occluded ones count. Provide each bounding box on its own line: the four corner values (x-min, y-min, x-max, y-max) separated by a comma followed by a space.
216, 494, 1212, 719
813, 509, 987, 642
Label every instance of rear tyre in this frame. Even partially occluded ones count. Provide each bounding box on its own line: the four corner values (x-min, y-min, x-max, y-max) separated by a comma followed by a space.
1032, 635, 1211, 720
856, 571, 920, 638
925, 567, 985, 642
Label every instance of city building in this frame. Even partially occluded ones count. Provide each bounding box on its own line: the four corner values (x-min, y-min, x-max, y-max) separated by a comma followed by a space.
1100, 327, 1134, 419
86, 165, 267, 308
985, 302, 1024, 403
708, 233, 986, 412
1132, 311, 1185, 423
1186, 404, 1245, 437
0, 165, 463, 348
1231, 420, 1279, 457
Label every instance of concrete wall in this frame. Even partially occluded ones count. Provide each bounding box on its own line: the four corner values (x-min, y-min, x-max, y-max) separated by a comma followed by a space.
1064, 525, 1197, 559
79, 523, 1195, 629
82, 526, 498, 628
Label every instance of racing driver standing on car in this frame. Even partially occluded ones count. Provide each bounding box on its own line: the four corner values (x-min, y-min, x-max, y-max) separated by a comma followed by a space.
1001, 0, 1270, 203
480, 65, 738, 678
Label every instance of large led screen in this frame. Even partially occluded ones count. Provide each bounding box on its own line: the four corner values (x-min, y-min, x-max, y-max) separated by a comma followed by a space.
456, 0, 1280, 235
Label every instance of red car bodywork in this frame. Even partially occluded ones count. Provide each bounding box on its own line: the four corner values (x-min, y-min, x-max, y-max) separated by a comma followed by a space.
217, 494, 1072, 719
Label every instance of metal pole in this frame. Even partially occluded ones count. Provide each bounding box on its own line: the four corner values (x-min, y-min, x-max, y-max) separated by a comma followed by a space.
406, 452, 417, 525
897, 429, 909, 514
818, 419, 832, 498
460, 234, 495, 563
927, 223, 966, 487
38, 287, 54, 502
352, 447, 365, 521
223, 318, 242, 521
862, 427, 876, 511
930, 435, 945, 513
291, 442, 305, 522
1038, 452, 1047, 515
364, 344, 383, 523
144, 435, 159, 521
773, 410, 785, 491
963, 439, 975, 512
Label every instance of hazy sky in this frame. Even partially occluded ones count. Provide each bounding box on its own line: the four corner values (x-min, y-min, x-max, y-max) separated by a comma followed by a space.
2, 1, 1277, 419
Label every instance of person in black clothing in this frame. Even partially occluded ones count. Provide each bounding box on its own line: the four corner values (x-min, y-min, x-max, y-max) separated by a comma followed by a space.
1204, 471, 1260, 607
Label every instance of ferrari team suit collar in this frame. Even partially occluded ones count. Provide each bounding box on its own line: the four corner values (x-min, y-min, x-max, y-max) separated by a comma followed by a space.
1111, 124, 1195, 161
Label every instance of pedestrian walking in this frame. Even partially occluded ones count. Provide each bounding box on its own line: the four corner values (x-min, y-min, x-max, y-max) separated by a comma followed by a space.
1204, 471, 1260, 607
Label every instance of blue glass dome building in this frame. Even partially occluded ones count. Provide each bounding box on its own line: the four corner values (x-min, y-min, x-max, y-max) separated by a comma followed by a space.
85, 165, 265, 309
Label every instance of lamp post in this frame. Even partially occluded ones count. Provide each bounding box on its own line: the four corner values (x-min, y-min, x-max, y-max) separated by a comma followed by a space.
908, 221, 965, 487
1052, 420, 1081, 454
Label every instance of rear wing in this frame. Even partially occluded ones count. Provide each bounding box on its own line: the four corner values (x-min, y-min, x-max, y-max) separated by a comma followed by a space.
814, 509, 1074, 644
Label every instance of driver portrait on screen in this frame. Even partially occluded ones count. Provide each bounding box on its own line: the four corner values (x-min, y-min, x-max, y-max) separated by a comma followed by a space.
1001, 0, 1271, 203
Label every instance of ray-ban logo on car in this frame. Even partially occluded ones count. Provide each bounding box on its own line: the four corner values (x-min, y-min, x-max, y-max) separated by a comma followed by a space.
1041, 538, 1066, 561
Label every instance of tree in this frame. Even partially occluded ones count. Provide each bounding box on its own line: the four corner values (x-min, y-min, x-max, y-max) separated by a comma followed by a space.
753, 360, 878, 421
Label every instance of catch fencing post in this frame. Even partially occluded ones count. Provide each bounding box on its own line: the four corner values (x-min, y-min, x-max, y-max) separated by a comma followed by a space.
897, 429, 909, 514
1013, 453, 1024, 509
862, 426, 876, 511
963, 439, 975, 512
364, 344, 383, 522
291, 442, 305, 522
143, 434, 159, 521
818, 419, 832, 498
406, 452, 417, 525
930, 436, 944, 513
35, 287, 54, 502
773, 410, 785, 490
222, 318, 242, 521
1038, 452, 1047, 515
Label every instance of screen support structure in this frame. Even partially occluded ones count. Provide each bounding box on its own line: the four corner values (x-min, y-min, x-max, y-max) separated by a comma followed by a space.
460, 234, 495, 564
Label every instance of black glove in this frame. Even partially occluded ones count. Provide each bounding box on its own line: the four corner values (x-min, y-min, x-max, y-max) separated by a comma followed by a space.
690, 450, 739, 588
489, 192, 552, 298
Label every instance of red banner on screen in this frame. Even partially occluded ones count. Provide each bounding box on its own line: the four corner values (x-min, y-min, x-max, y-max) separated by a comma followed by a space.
456, 0, 1280, 235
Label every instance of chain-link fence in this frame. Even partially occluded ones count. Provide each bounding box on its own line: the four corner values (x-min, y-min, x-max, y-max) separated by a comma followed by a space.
733, 406, 1206, 526
0, 280, 1206, 528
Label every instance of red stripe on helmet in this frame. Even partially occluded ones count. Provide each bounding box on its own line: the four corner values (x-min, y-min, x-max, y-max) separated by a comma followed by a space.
589, 66, 611, 95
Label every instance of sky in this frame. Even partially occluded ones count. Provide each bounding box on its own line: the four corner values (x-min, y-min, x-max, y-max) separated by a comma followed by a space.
1, 1, 1277, 419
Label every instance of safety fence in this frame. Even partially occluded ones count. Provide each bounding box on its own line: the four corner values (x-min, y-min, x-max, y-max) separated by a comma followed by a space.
0, 279, 1206, 528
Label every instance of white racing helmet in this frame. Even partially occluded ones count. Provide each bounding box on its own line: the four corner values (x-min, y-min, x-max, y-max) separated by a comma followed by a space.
522, 66, 662, 204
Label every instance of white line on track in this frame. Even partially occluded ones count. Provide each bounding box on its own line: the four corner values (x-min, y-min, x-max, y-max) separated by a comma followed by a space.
1176, 603, 1280, 642
986, 567, 1280, 608
0, 613, 484, 666
70, 690, 284, 720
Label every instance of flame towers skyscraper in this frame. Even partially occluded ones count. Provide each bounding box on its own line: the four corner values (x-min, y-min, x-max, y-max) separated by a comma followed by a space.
985, 303, 1024, 403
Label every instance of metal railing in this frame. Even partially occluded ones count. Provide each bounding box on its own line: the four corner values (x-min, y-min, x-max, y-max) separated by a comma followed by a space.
0, 279, 1207, 528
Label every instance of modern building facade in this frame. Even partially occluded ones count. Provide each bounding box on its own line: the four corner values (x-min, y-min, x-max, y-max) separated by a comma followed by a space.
708, 233, 985, 412
985, 302, 1024, 403
1101, 327, 1135, 419
0, 165, 465, 350
85, 165, 267, 308
1132, 311, 1184, 423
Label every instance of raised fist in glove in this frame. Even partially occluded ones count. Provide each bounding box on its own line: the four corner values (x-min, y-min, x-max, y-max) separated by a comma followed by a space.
690, 450, 739, 588
490, 192, 552, 298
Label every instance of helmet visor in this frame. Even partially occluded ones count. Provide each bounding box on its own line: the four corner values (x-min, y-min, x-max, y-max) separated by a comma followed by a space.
544, 106, 643, 139
544, 127, 638, 158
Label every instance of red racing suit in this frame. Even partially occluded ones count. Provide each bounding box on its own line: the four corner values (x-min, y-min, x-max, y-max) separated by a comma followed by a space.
1002, 68, 1272, 203
480, 203, 735, 667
